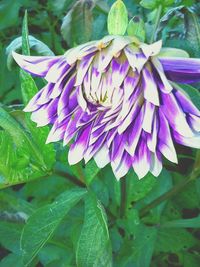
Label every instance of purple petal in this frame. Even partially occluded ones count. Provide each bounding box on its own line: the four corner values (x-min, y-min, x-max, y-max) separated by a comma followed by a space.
12, 51, 61, 78
126, 106, 144, 156
30, 98, 58, 127
68, 123, 93, 165
142, 101, 155, 133
63, 108, 82, 145
173, 130, 200, 149
174, 89, 200, 117
132, 134, 151, 179
142, 67, 160, 106
111, 151, 132, 180
159, 57, 200, 83
46, 117, 70, 143
161, 91, 194, 137
158, 110, 178, 163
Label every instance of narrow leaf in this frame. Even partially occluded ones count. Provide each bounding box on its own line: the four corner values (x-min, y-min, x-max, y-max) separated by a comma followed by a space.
161, 216, 200, 228
20, 11, 38, 104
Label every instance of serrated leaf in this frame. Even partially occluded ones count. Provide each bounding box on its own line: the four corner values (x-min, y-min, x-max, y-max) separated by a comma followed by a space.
76, 193, 112, 267
107, 0, 128, 35
21, 188, 87, 266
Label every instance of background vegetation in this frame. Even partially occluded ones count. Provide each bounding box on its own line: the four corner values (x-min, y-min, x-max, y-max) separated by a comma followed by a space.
0, 0, 200, 266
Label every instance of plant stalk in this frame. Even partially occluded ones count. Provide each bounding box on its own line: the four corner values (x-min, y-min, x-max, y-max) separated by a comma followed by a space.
140, 151, 200, 217
150, 5, 162, 43
119, 176, 127, 218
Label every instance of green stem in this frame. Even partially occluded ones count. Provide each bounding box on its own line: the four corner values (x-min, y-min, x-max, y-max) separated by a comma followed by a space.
139, 177, 191, 217
54, 169, 85, 188
150, 5, 162, 43
140, 151, 200, 217
119, 177, 127, 218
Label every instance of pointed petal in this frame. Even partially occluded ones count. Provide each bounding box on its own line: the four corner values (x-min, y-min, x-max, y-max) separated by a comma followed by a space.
132, 136, 151, 179
159, 57, 200, 84
161, 91, 194, 137
94, 145, 110, 168
150, 152, 162, 177
158, 110, 178, 163
111, 151, 132, 180
12, 51, 61, 77
142, 101, 155, 133
68, 123, 92, 165
142, 66, 160, 106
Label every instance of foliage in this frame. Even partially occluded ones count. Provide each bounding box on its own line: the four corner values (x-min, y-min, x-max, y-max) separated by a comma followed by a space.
0, 0, 200, 266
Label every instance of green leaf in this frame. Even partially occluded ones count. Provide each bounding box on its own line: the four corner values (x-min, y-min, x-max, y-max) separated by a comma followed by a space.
0, 107, 55, 188
137, 170, 173, 223
185, 10, 200, 57
20, 188, 87, 266
0, 253, 23, 267
76, 192, 112, 267
61, 0, 93, 47
130, 224, 157, 267
0, 191, 34, 215
127, 16, 146, 42
107, 0, 128, 35
155, 228, 197, 253
115, 224, 157, 267
161, 216, 200, 228
20, 11, 38, 104
140, 0, 157, 10
126, 170, 156, 204
0, 222, 23, 254
0, 0, 21, 30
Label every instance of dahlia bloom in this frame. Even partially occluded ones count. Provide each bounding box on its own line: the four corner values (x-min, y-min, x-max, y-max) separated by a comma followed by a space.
13, 36, 200, 179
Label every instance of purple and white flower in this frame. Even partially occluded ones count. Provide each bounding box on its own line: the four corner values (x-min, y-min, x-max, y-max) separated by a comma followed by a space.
13, 35, 200, 179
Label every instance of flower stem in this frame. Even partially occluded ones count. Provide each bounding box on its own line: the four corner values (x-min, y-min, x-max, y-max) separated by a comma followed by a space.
139, 177, 191, 217
140, 151, 200, 217
119, 177, 127, 218
55, 169, 85, 188
150, 5, 162, 43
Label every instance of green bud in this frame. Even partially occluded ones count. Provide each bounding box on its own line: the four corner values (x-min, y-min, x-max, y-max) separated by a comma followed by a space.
107, 0, 128, 35
127, 16, 146, 42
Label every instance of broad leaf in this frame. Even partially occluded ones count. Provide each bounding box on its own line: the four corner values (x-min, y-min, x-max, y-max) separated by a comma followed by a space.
20, 188, 87, 266
0, 222, 23, 254
76, 192, 112, 267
